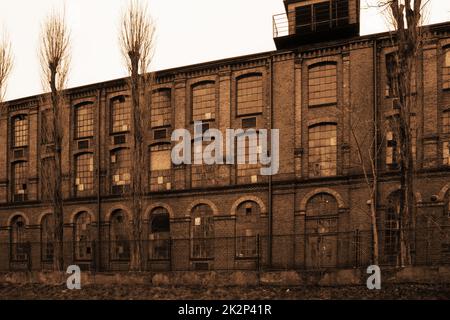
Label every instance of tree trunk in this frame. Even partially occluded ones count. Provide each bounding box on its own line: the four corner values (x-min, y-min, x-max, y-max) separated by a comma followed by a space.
129, 55, 144, 271
50, 67, 64, 272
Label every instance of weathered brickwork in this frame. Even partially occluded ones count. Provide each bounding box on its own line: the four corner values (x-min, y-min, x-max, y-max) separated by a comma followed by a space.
1, 22, 450, 271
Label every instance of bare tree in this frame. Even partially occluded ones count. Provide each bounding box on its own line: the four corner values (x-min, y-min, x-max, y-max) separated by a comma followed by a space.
349, 118, 383, 266
119, 0, 155, 271
39, 9, 71, 271
380, 0, 424, 266
0, 32, 13, 107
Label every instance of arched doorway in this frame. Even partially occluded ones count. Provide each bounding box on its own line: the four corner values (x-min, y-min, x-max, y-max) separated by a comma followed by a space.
74, 211, 93, 261
235, 201, 261, 258
41, 214, 54, 263
10, 215, 29, 263
149, 207, 170, 260
110, 209, 130, 261
383, 191, 401, 265
305, 193, 339, 268
191, 204, 214, 259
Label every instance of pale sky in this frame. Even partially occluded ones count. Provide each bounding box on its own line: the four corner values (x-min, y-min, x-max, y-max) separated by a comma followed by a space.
1, 0, 450, 101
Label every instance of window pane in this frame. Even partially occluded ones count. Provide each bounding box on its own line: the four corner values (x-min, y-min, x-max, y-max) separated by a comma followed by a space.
13, 115, 28, 147
192, 82, 216, 121
237, 74, 263, 116
75, 153, 94, 194
308, 124, 337, 177
112, 98, 130, 133
308, 63, 337, 106
151, 89, 171, 128
111, 148, 131, 187
13, 162, 28, 196
76, 104, 94, 138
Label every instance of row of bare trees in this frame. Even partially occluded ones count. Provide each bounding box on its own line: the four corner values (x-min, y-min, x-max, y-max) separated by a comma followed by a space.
0, 0, 155, 271
0, 0, 426, 270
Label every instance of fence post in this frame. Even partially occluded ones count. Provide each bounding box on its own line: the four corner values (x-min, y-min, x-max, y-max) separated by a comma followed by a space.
256, 234, 260, 272
354, 229, 360, 268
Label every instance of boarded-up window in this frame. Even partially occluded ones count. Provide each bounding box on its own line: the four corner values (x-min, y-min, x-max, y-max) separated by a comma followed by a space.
75, 153, 94, 195
150, 144, 171, 191
192, 82, 216, 121
308, 123, 337, 177
308, 63, 337, 106
151, 89, 171, 128
236, 74, 263, 116
111, 148, 131, 192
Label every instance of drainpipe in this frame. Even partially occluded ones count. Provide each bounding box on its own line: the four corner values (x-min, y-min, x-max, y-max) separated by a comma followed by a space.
373, 39, 379, 261
268, 55, 274, 268
96, 88, 102, 271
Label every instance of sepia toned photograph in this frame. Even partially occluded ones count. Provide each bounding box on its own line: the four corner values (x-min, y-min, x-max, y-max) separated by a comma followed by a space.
0, 0, 449, 307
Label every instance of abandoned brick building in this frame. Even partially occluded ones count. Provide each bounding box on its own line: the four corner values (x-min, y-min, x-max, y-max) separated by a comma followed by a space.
0, 0, 450, 272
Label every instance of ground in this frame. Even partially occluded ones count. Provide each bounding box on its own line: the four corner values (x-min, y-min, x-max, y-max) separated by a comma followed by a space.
0, 283, 449, 299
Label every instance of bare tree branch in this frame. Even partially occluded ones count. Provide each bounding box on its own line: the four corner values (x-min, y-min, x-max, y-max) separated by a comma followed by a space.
119, 0, 156, 271
39, 8, 71, 271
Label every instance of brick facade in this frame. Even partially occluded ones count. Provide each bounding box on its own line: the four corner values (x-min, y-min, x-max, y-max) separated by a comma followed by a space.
1, 21, 450, 271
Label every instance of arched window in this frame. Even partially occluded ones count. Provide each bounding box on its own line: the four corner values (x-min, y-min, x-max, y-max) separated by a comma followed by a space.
10, 215, 28, 262
74, 211, 93, 261
384, 191, 401, 265
308, 62, 337, 106
443, 47, 450, 90
12, 115, 28, 147
111, 96, 130, 133
191, 204, 214, 259
308, 123, 337, 177
111, 148, 131, 194
12, 161, 28, 202
75, 103, 94, 138
41, 214, 54, 262
236, 74, 263, 116
236, 201, 261, 258
110, 209, 130, 261
305, 193, 338, 268
192, 81, 216, 121
149, 207, 171, 260
149, 144, 171, 191
151, 89, 171, 128
75, 153, 94, 195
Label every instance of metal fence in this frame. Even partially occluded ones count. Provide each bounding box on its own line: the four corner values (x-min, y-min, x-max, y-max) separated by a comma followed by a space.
1, 226, 450, 272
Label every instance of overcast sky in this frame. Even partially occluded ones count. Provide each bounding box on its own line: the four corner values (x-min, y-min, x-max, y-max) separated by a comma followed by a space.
1, 0, 450, 101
